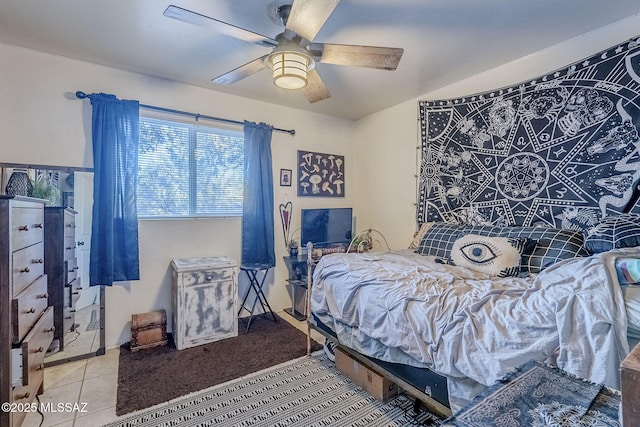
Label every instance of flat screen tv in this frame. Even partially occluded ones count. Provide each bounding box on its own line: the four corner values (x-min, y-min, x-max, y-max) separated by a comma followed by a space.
301, 208, 353, 248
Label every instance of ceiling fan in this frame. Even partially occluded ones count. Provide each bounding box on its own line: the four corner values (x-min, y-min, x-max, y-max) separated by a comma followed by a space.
164, 0, 404, 103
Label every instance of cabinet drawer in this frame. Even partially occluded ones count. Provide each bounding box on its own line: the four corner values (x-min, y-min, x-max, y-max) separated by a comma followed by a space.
14, 306, 54, 388
11, 205, 44, 251
179, 267, 235, 287
66, 257, 78, 284
12, 242, 45, 296
12, 274, 49, 343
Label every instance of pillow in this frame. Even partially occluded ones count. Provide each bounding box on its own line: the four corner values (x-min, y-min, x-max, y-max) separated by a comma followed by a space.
584, 214, 640, 254
417, 222, 587, 273
409, 222, 434, 250
450, 234, 528, 277
616, 258, 640, 285
416, 223, 467, 259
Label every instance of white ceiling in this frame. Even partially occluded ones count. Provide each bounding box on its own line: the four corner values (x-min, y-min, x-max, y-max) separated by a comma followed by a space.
2, 0, 640, 120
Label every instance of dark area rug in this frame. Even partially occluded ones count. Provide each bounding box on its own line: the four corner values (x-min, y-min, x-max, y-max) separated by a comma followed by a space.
116, 313, 322, 415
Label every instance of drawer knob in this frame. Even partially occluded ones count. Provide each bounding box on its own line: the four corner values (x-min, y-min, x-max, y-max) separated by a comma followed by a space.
205, 274, 214, 282
74, 266, 80, 270
70, 309, 76, 313
24, 307, 36, 314
18, 225, 29, 231
37, 364, 45, 371
65, 316, 72, 320
34, 223, 43, 229
20, 267, 30, 273
34, 346, 44, 353
39, 293, 48, 299
73, 291, 80, 295
77, 241, 85, 246
33, 258, 44, 264
46, 326, 55, 333
65, 246, 75, 250
16, 392, 30, 400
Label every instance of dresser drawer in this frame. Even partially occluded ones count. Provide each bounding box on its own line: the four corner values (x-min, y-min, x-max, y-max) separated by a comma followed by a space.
11, 205, 44, 251
12, 274, 49, 343
64, 210, 76, 237
65, 257, 78, 284
71, 280, 81, 308
63, 236, 76, 260
13, 306, 54, 388
12, 242, 45, 296
179, 267, 235, 287
64, 304, 76, 333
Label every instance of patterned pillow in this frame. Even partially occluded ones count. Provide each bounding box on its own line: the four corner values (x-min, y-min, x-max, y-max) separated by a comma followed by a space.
416, 223, 464, 259
616, 258, 640, 285
409, 222, 435, 250
584, 214, 640, 254
450, 234, 528, 277
417, 223, 588, 273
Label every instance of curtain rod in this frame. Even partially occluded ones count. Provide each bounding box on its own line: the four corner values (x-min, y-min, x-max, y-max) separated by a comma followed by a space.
75, 91, 295, 136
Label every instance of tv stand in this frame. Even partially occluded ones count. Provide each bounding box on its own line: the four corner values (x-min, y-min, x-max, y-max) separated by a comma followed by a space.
282, 255, 309, 321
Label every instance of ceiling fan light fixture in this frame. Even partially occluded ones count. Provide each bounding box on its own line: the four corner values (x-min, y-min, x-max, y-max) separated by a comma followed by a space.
269, 50, 311, 90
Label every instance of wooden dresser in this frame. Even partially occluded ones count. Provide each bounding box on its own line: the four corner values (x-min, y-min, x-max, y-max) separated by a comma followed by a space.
170, 257, 238, 350
0, 196, 54, 427
44, 207, 80, 351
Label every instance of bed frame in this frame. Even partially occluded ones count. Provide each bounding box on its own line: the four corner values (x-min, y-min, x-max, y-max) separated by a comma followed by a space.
302, 242, 451, 418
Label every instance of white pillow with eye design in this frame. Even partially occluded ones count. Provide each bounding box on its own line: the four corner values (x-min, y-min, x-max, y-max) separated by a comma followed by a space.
450, 234, 528, 278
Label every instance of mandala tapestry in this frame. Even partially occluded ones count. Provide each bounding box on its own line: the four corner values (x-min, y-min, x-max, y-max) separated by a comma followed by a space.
418, 35, 640, 232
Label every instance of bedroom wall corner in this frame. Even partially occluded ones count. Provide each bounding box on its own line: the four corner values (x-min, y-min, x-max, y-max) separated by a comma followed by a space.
352, 12, 640, 250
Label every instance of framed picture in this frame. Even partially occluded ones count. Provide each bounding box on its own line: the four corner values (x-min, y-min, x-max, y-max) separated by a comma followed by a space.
297, 150, 344, 197
280, 168, 292, 186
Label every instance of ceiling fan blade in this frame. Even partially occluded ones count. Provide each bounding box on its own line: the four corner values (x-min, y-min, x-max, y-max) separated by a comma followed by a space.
286, 0, 340, 42
304, 69, 331, 103
164, 5, 278, 48
212, 55, 268, 84
310, 43, 404, 70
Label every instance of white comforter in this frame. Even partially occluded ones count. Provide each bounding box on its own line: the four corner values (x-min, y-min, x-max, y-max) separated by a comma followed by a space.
310, 249, 632, 409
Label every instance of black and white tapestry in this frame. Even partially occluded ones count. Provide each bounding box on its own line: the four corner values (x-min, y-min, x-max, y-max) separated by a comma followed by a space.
418, 35, 640, 232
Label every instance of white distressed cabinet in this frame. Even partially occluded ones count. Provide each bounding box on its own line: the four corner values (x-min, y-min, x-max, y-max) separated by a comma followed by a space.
170, 257, 238, 350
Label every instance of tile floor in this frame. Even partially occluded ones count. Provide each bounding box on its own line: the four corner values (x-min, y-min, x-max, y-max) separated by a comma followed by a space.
21, 311, 324, 427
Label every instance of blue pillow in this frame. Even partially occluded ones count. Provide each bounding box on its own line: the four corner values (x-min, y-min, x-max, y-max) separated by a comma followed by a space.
584, 214, 640, 254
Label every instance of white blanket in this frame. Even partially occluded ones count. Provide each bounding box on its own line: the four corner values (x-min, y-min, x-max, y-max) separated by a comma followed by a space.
310, 249, 632, 410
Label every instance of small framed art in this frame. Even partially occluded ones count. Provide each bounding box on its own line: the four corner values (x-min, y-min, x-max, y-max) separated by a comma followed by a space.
280, 169, 292, 186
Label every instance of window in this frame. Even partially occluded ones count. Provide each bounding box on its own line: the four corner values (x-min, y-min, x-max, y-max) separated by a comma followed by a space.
137, 117, 244, 218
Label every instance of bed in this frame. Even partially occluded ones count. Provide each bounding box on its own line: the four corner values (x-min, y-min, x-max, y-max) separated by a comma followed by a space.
307, 220, 640, 414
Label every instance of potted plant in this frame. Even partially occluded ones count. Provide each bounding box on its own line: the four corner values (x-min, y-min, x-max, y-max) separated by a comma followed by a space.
32, 172, 61, 205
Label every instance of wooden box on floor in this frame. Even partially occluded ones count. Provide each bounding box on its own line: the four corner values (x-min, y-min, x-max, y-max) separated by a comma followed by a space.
335, 346, 398, 402
130, 309, 168, 352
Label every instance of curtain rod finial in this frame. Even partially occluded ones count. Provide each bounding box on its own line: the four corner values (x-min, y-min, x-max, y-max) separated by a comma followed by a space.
75, 91, 88, 99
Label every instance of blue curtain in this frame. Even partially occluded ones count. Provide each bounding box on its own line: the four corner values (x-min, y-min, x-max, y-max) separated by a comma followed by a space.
241, 121, 275, 267
87, 93, 140, 286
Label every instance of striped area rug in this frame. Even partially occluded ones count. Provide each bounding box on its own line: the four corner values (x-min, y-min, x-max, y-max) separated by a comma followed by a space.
103, 352, 442, 427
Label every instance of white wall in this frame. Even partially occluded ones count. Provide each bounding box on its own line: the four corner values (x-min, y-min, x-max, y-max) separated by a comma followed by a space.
352, 13, 640, 250
0, 43, 355, 348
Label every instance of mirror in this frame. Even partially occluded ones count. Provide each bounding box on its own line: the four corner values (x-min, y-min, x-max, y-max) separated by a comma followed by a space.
0, 163, 104, 365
